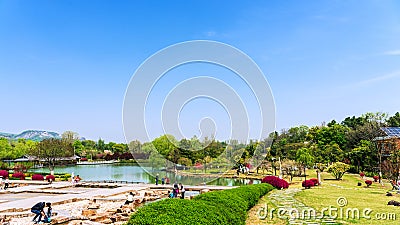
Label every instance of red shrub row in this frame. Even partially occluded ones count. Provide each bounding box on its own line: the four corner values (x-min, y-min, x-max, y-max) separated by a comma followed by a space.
46, 175, 55, 181
32, 174, 44, 180
0, 170, 8, 178
261, 176, 289, 189
302, 180, 315, 189
12, 172, 25, 180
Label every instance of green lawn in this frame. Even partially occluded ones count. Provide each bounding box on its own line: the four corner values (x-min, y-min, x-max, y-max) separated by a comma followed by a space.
295, 170, 400, 224
247, 169, 400, 225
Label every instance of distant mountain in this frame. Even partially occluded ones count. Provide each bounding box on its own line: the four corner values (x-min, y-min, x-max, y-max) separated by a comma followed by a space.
0, 130, 61, 141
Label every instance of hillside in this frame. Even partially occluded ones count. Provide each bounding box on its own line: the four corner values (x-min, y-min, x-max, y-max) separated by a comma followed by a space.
0, 130, 61, 141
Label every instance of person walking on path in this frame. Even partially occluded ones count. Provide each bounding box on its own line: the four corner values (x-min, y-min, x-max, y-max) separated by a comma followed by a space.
4, 177, 9, 190
0, 176, 3, 190
155, 174, 159, 185
179, 183, 185, 199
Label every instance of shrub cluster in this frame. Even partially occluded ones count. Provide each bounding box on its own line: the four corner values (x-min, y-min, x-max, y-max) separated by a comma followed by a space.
309, 178, 319, 186
0, 170, 8, 178
365, 180, 372, 187
46, 175, 55, 181
32, 174, 44, 180
373, 175, 379, 182
302, 180, 315, 189
12, 172, 25, 180
127, 183, 274, 225
261, 176, 289, 189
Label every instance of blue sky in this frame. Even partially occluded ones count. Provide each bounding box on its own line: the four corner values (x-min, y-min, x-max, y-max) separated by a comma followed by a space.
1, 0, 399, 143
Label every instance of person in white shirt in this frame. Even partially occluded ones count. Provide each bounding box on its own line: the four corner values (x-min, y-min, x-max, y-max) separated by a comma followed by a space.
0, 176, 4, 190
124, 192, 135, 205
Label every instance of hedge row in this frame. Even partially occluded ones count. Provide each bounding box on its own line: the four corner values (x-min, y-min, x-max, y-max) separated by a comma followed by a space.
127, 183, 274, 225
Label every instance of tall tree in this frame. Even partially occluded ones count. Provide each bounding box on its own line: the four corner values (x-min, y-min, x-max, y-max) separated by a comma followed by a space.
387, 112, 400, 127
62, 131, 79, 143
32, 138, 73, 173
296, 147, 314, 181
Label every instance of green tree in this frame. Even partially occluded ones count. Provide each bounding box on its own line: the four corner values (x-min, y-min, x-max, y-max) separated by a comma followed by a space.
73, 140, 84, 156
387, 112, 400, 127
61, 131, 79, 143
296, 147, 314, 181
327, 162, 350, 180
129, 140, 142, 153
0, 138, 12, 159
177, 157, 192, 168
32, 138, 73, 173
97, 139, 106, 151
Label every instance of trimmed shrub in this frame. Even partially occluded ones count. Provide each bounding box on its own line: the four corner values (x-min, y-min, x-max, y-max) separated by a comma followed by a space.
12, 172, 25, 180
365, 180, 372, 187
309, 178, 319, 186
302, 180, 315, 189
0, 170, 8, 178
46, 175, 55, 181
32, 174, 44, 180
359, 172, 365, 177
127, 183, 274, 225
261, 176, 289, 189
373, 175, 379, 182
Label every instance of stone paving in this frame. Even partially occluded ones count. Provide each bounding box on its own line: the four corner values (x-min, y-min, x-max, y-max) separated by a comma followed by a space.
268, 188, 339, 225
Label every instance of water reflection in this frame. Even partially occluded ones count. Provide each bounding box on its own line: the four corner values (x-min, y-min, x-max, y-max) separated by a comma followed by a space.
30, 163, 260, 186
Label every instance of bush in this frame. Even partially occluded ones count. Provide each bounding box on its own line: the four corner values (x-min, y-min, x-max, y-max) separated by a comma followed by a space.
373, 175, 379, 182
309, 178, 319, 186
32, 174, 44, 180
127, 183, 274, 225
46, 175, 55, 181
0, 170, 9, 178
302, 180, 315, 189
359, 172, 365, 177
261, 176, 289, 189
12, 172, 25, 180
327, 162, 350, 180
365, 180, 372, 187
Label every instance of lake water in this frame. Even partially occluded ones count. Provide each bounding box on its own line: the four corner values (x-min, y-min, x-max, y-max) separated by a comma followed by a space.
30, 163, 260, 186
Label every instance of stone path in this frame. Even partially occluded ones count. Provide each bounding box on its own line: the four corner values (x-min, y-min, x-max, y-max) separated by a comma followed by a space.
268, 188, 339, 225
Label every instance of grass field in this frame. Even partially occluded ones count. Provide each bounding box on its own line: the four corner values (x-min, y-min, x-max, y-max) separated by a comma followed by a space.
247, 169, 400, 225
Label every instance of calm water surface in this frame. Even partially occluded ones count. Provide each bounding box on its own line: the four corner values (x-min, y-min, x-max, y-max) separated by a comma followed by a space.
30, 163, 260, 186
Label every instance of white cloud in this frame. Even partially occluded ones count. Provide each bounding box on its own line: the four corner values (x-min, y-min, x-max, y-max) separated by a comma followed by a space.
358, 70, 400, 86
383, 50, 400, 56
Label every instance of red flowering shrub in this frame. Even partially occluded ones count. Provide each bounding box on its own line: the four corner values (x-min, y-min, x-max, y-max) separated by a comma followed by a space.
32, 174, 44, 180
46, 175, 55, 181
309, 178, 319, 186
359, 172, 365, 177
80, 157, 88, 161
365, 180, 372, 187
373, 176, 379, 182
0, 170, 8, 178
261, 176, 289, 189
12, 172, 25, 180
302, 180, 315, 189
194, 162, 203, 169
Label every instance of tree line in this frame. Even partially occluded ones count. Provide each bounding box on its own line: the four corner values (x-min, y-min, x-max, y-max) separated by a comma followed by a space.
1, 112, 399, 175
